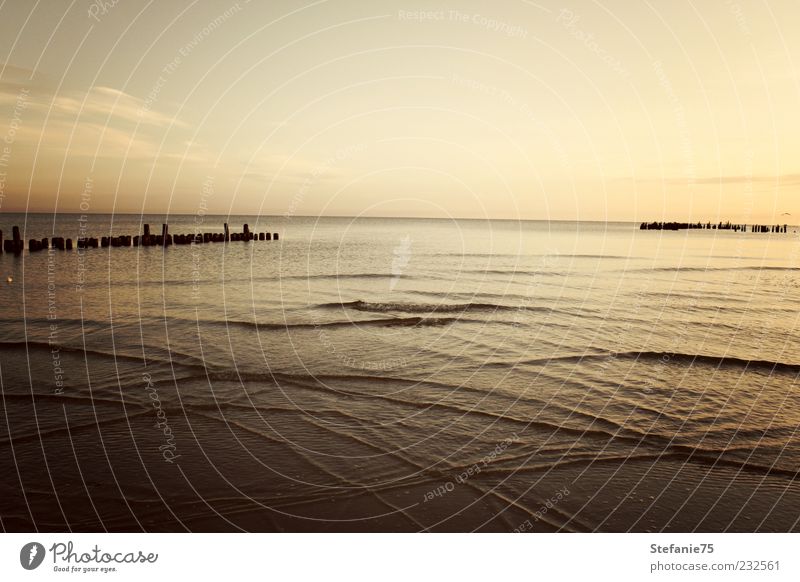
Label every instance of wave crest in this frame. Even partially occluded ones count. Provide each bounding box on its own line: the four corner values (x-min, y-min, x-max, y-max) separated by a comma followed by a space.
318, 299, 516, 314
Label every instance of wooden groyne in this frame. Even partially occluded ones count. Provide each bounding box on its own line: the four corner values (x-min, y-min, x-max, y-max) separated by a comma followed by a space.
640, 221, 789, 233
0, 223, 280, 254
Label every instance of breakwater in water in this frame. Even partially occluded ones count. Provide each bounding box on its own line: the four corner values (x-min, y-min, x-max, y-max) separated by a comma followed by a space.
640, 221, 789, 233
0, 222, 279, 254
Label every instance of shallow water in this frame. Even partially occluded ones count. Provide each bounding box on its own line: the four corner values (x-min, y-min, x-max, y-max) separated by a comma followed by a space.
1, 214, 799, 531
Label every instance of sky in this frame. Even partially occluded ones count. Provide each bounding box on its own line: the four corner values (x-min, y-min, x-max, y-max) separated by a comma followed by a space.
0, 0, 798, 222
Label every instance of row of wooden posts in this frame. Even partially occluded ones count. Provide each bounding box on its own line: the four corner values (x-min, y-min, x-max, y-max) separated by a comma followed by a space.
640, 221, 790, 233
0, 223, 279, 254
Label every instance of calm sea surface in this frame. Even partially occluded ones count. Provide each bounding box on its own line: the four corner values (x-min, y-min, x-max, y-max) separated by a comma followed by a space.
1, 214, 799, 531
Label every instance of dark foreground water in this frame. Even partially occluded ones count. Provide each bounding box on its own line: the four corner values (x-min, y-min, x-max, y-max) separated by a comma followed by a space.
1, 214, 799, 532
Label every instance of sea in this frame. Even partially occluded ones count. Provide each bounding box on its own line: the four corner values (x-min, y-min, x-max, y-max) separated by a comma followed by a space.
1, 213, 799, 532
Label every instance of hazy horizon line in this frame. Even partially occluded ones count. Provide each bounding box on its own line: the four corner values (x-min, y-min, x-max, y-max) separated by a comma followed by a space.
3, 211, 796, 226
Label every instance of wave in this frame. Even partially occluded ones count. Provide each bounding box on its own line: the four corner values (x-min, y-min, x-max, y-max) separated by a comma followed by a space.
281, 272, 412, 281
644, 291, 751, 304
317, 299, 517, 314
224, 315, 462, 330
15, 329, 797, 379
565, 254, 635, 259
484, 450, 800, 481
0, 340, 149, 363
458, 269, 565, 277
515, 350, 800, 374
0, 340, 216, 373
621, 266, 800, 274
615, 351, 800, 374
0, 316, 145, 329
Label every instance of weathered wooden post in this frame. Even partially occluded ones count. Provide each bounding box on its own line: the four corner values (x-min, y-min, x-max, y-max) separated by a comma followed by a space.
9, 226, 22, 253
224, 223, 230, 242
273, 233, 279, 240
65, 239, 73, 250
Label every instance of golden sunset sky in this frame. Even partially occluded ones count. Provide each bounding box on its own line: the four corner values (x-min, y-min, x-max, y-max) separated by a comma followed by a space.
0, 0, 798, 221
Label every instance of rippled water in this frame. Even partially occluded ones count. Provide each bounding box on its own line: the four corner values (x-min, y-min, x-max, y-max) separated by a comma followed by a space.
1, 214, 799, 531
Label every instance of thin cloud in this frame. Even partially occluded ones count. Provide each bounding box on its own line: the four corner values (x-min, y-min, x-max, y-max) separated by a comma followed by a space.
623, 174, 800, 186
50, 85, 186, 129
0, 81, 190, 161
